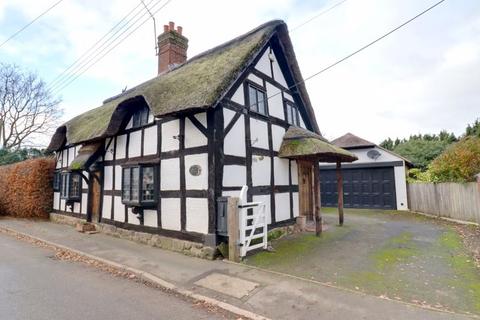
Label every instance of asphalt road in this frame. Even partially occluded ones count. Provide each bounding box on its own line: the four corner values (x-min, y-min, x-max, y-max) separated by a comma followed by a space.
0, 233, 230, 320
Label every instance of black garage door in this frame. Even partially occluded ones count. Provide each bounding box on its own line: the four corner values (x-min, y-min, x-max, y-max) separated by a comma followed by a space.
320, 167, 396, 210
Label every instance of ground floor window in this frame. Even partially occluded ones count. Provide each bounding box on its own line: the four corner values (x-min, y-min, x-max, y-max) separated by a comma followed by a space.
60, 172, 82, 201
122, 165, 157, 206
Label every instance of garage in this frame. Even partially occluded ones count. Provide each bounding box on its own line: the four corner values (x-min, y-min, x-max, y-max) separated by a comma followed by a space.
320, 167, 397, 209
319, 133, 412, 211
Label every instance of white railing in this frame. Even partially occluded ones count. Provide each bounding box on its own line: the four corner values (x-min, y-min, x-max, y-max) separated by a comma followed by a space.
238, 186, 268, 257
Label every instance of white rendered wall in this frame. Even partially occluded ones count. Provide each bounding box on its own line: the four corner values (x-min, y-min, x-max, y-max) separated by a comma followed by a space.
105, 138, 114, 161
185, 153, 208, 190
161, 158, 180, 190
250, 118, 269, 150
114, 165, 122, 190
81, 194, 88, 214
73, 202, 81, 213
248, 73, 263, 87
104, 166, 113, 190
161, 198, 181, 231
271, 50, 288, 88
161, 120, 180, 152
255, 48, 272, 77
275, 193, 290, 222
292, 192, 299, 217
102, 195, 111, 219
231, 86, 244, 105
68, 147, 75, 166
128, 208, 140, 225
116, 134, 127, 159
186, 198, 209, 234
274, 157, 290, 185
53, 192, 60, 210
129, 130, 142, 158
223, 110, 245, 157
143, 125, 158, 155
271, 125, 285, 151
185, 116, 207, 148
343, 146, 404, 164
266, 82, 284, 120
291, 160, 299, 185
394, 165, 409, 210
143, 209, 157, 227
113, 196, 124, 222
223, 165, 246, 187
251, 155, 270, 186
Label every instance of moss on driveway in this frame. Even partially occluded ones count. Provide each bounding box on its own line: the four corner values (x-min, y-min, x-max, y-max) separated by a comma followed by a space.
245, 209, 480, 315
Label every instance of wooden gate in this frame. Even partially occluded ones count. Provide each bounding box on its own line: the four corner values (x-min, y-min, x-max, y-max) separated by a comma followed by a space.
298, 160, 314, 220
238, 186, 268, 257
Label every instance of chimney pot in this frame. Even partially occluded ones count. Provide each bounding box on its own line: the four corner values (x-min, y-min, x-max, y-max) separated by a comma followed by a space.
157, 22, 188, 75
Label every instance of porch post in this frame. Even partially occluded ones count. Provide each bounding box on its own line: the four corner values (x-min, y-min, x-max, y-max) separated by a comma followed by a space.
336, 160, 344, 226
313, 161, 322, 236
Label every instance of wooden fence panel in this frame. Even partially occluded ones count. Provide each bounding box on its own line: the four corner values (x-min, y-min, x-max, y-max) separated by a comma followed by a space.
408, 182, 480, 224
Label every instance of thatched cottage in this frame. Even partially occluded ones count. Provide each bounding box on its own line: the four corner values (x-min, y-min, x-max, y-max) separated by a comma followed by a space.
47, 20, 355, 252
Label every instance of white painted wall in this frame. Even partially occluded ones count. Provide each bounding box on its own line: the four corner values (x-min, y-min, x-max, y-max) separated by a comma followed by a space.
292, 192, 299, 217
68, 147, 75, 166
266, 82, 284, 120
113, 196, 124, 222
230, 85, 244, 105
342, 146, 404, 164
53, 192, 60, 210
105, 138, 114, 161
224, 112, 245, 157
252, 155, 270, 186
61, 149, 67, 167
129, 130, 142, 158
115, 165, 122, 190
291, 160, 298, 185
255, 48, 272, 77
60, 199, 65, 211
248, 73, 263, 87
128, 207, 140, 225
161, 120, 179, 152
185, 117, 207, 148
143, 125, 158, 155
186, 198, 209, 234
274, 157, 290, 185
394, 165, 409, 210
223, 165, 246, 187
161, 198, 181, 231
104, 166, 113, 190
143, 209, 157, 227
81, 193, 88, 214
73, 202, 81, 213
275, 192, 290, 222
250, 118, 269, 150
185, 153, 208, 190
116, 135, 127, 159
271, 125, 285, 151
161, 158, 180, 190
102, 195, 111, 219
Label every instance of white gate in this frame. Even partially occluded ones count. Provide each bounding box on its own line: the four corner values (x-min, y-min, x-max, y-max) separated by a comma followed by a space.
238, 186, 268, 257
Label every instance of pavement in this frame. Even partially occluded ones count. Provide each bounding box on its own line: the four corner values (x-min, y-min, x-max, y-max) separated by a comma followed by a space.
0, 232, 231, 320
0, 217, 477, 320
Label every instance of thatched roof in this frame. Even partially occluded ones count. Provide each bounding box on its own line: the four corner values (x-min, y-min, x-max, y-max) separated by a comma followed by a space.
48, 20, 320, 151
331, 133, 375, 149
279, 127, 357, 162
69, 142, 103, 170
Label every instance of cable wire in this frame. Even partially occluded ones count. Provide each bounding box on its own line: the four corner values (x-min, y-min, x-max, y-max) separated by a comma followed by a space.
0, 0, 65, 48
290, 0, 349, 33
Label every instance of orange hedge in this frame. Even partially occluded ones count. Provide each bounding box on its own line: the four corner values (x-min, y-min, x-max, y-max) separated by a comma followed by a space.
0, 157, 55, 218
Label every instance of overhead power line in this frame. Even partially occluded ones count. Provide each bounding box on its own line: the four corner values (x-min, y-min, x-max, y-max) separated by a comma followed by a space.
0, 0, 65, 48
256, 0, 447, 107
48, 0, 159, 91
290, 0, 349, 33
51, 0, 171, 94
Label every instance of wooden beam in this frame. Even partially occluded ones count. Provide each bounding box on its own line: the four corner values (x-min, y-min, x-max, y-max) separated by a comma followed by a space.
313, 162, 322, 236
336, 160, 344, 226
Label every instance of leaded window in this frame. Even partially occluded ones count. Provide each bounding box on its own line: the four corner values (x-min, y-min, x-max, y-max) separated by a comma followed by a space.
132, 105, 149, 128
248, 84, 268, 116
122, 165, 157, 206
60, 172, 82, 201
53, 171, 61, 191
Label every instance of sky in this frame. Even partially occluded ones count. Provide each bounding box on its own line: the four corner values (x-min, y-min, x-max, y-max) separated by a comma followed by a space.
0, 0, 479, 146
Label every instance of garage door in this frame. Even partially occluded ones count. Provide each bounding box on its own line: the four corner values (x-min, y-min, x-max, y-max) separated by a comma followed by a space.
320, 167, 396, 210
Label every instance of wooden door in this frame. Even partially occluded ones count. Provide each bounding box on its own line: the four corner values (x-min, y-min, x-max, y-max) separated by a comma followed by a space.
89, 170, 102, 223
298, 160, 314, 220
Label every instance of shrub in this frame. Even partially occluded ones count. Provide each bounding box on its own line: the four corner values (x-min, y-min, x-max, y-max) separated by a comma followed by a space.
428, 136, 480, 182
0, 157, 55, 218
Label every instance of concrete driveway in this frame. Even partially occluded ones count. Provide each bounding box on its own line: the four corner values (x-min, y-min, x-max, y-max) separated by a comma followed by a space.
246, 208, 480, 316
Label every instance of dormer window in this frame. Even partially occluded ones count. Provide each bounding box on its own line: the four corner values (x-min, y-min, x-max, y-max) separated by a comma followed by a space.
248, 84, 268, 116
132, 105, 149, 128
285, 101, 299, 126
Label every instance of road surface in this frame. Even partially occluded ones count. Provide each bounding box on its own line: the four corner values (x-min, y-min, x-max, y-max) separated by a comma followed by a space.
0, 232, 230, 320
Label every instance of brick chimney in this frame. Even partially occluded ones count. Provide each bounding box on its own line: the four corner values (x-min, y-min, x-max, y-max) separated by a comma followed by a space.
157, 21, 188, 74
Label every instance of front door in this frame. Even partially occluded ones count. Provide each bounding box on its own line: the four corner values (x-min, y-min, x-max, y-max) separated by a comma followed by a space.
88, 170, 102, 223
298, 160, 314, 220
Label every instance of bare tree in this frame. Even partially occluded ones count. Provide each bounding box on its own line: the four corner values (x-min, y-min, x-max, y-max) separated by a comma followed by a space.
0, 63, 61, 150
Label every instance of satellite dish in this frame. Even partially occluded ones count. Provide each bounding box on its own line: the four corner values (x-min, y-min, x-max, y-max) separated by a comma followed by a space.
367, 149, 381, 160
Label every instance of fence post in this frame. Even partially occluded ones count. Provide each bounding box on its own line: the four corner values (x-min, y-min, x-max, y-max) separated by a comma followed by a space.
227, 197, 240, 262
